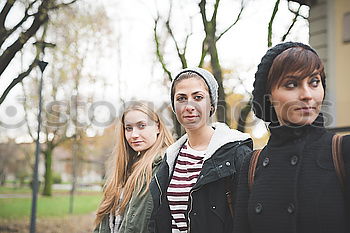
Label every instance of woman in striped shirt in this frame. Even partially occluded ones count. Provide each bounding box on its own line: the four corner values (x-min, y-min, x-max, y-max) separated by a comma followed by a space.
149, 67, 252, 233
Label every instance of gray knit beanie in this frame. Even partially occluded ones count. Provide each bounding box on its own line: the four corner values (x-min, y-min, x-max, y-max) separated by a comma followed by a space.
170, 67, 218, 116
252, 42, 323, 122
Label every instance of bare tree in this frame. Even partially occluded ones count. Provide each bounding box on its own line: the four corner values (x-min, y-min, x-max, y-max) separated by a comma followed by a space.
153, 0, 245, 135
0, 0, 77, 105
21, 4, 113, 196
227, 0, 310, 133
267, 0, 309, 47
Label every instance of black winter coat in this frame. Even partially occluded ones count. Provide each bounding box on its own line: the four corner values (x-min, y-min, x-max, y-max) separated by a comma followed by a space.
148, 123, 252, 233
233, 116, 350, 233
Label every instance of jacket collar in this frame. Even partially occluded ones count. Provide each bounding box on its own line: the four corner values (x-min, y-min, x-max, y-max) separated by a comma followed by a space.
268, 113, 326, 147
165, 122, 251, 176
152, 153, 163, 168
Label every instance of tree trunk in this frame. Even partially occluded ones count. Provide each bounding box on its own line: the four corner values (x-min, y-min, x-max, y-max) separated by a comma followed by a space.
42, 148, 53, 196
0, 171, 5, 186
237, 102, 251, 133
207, 35, 228, 124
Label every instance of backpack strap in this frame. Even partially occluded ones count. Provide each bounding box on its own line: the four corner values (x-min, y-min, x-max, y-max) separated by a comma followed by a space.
248, 149, 262, 191
224, 176, 234, 218
332, 134, 345, 191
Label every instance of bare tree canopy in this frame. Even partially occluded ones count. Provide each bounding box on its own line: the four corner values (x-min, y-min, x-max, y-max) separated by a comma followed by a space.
0, 0, 77, 105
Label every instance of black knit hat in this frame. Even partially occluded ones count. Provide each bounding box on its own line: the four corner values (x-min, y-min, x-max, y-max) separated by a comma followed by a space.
252, 41, 325, 122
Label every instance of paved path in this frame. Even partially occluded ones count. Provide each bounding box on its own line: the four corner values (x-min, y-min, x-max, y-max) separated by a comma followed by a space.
0, 194, 31, 199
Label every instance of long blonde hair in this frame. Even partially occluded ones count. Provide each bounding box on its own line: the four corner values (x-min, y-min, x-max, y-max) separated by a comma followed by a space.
94, 102, 174, 226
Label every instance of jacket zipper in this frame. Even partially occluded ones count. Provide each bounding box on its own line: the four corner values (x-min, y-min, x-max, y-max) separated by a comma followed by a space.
155, 174, 162, 205
187, 187, 200, 233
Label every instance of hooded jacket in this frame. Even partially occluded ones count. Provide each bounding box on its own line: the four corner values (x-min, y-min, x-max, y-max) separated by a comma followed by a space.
148, 122, 252, 233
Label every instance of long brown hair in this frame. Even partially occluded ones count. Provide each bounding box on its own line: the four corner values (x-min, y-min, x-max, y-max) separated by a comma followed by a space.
94, 102, 174, 226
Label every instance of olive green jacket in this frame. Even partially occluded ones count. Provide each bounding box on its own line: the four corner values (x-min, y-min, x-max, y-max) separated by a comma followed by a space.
94, 154, 163, 233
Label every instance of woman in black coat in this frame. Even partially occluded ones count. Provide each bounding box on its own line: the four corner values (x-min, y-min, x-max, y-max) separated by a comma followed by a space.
233, 42, 350, 233
148, 67, 252, 233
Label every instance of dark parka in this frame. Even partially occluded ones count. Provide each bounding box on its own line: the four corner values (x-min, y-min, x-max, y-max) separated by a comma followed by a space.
148, 123, 252, 233
233, 115, 350, 233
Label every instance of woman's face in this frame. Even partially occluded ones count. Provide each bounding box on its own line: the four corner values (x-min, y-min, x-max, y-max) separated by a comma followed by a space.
270, 71, 324, 126
124, 110, 159, 152
174, 77, 212, 131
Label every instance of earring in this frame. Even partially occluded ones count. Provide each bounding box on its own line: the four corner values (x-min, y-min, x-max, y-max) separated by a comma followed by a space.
210, 106, 214, 115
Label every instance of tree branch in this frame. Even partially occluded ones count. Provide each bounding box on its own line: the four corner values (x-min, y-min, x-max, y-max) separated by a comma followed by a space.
0, 0, 49, 77
153, 15, 172, 81
165, 21, 187, 68
0, 59, 38, 105
47, 0, 78, 10
2, 0, 39, 47
198, 0, 209, 68
199, 0, 208, 32
211, 0, 220, 27
163, 1, 188, 68
183, 32, 191, 58
288, 3, 307, 19
21, 81, 35, 140
282, 4, 302, 41
0, 0, 16, 28
198, 40, 208, 68
267, 0, 280, 47
52, 134, 69, 148
217, 0, 244, 42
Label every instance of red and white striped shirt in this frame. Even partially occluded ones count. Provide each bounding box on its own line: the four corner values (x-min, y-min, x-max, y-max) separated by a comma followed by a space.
167, 141, 206, 233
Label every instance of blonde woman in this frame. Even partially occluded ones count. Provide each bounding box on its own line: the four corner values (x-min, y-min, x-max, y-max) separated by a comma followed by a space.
94, 102, 174, 233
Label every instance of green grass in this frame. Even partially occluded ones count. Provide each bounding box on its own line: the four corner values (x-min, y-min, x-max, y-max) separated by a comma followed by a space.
0, 194, 102, 219
0, 186, 33, 194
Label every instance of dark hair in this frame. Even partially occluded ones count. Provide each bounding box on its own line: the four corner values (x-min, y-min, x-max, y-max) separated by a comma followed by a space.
266, 47, 326, 93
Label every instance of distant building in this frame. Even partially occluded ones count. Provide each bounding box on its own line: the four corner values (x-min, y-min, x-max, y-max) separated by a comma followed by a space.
293, 0, 350, 128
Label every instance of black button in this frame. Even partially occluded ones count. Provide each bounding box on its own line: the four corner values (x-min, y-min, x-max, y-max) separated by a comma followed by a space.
262, 157, 269, 167
255, 203, 263, 214
290, 156, 298, 166
287, 203, 295, 214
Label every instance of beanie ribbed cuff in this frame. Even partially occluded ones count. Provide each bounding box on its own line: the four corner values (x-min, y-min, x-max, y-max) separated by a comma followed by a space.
170, 67, 219, 117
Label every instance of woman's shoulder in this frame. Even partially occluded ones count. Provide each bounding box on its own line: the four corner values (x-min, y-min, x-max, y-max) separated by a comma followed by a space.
218, 138, 253, 171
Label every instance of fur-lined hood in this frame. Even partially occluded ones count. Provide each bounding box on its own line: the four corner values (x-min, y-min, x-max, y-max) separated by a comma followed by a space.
165, 122, 251, 176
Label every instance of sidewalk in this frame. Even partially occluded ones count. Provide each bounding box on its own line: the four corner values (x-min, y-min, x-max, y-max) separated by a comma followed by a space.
0, 194, 31, 199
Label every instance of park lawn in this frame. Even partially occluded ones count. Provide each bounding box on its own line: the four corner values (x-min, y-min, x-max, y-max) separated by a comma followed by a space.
0, 194, 102, 219
0, 186, 33, 194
